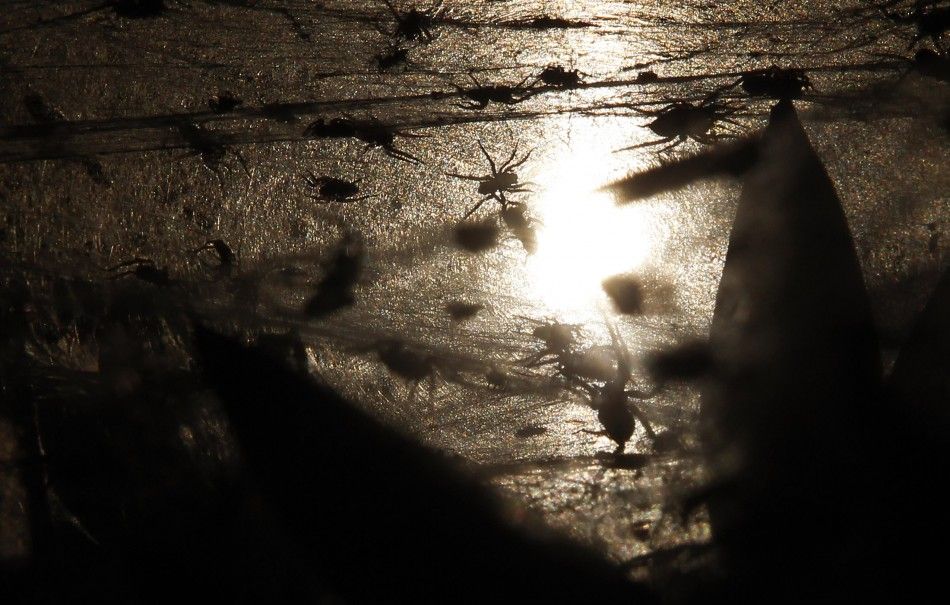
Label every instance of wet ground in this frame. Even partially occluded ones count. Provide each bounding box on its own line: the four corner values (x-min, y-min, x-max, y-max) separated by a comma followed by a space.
1, 0, 948, 597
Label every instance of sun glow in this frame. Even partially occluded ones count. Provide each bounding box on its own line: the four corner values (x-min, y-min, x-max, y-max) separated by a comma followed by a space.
526, 142, 656, 315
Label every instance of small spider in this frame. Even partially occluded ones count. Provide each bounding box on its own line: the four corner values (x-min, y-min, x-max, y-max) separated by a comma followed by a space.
105, 258, 171, 286
616, 97, 742, 154
304, 117, 359, 139
382, 0, 445, 43
444, 301, 484, 321
446, 141, 533, 218
534, 64, 584, 89
517, 318, 581, 368
372, 338, 457, 403
454, 74, 539, 110
208, 91, 243, 113
304, 174, 373, 203
635, 70, 659, 83
304, 117, 424, 165
514, 425, 548, 439
734, 66, 812, 100
353, 121, 426, 165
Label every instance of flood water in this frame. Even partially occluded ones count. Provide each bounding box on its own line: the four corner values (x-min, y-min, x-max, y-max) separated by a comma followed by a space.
1, 0, 948, 586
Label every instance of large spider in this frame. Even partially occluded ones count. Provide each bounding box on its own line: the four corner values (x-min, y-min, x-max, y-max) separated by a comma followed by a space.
615, 97, 742, 154
382, 0, 445, 43
446, 141, 533, 218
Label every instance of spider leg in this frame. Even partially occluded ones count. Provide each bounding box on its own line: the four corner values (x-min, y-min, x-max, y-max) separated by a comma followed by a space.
656, 137, 685, 154
517, 350, 554, 367
384, 145, 424, 165
477, 140, 498, 174
695, 132, 736, 146
445, 172, 485, 182
507, 149, 534, 171
461, 197, 491, 220
625, 386, 660, 400
304, 172, 321, 187
396, 130, 428, 139
628, 404, 657, 439
499, 144, 520, 172
612, 136, 676, 153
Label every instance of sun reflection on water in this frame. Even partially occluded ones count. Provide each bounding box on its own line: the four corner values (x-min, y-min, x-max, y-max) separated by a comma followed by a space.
525, 140, 657, 316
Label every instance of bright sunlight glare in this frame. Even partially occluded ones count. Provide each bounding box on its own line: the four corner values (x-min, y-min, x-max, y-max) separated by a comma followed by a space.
526, 142, 655, 315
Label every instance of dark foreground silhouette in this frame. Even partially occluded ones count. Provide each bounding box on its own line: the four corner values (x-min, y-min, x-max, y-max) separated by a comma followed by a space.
191, 325, 652, 604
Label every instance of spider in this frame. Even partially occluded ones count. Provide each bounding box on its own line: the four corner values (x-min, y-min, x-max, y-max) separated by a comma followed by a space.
454, 74, 538, 110
444, 301, 484, 321
304, 117, 425, 165
533, 64, 584, 89
304, 174, 373, 203
353, 121, 426, 165
372, 338, 458, 403
734, 66, 812, 100
382, 0, 445, 43
208, 91, 243, 113
446, 141, 533, 219
516, 317, 582, 368
615, 97, 742, 154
